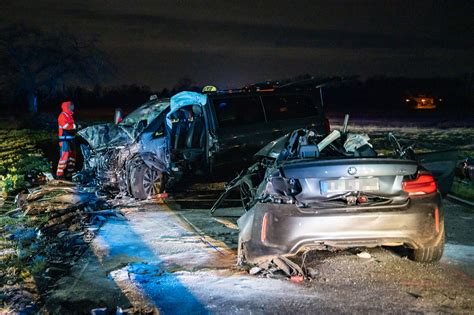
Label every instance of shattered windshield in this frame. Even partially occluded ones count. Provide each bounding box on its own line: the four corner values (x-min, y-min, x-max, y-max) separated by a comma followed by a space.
120, 99, 170, 126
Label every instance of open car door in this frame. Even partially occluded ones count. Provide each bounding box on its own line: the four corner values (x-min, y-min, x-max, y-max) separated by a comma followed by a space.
416, 149, 458, 195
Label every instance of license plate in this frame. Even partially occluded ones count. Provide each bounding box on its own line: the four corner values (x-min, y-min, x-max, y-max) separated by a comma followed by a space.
320, 178, 379, 194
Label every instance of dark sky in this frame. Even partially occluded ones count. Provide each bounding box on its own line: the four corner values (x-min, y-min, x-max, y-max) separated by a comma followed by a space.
1, 0, 473, 89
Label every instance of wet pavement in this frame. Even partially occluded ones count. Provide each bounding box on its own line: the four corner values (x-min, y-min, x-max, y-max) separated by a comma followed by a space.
45, 199, 473, 314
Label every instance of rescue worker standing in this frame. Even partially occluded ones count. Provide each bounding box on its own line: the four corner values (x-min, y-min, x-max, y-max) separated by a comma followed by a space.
56, 101, 77, 179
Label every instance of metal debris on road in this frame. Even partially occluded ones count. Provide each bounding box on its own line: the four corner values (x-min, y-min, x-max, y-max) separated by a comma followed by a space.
356, 251, 372, 259
248, 255, 306, 280
1, 179, 121, 313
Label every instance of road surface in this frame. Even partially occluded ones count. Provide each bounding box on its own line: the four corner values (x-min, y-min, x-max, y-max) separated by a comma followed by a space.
45, 199, 473, 314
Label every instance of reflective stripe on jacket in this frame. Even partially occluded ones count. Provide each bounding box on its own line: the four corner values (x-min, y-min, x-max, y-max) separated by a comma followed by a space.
58, 111, 76, 139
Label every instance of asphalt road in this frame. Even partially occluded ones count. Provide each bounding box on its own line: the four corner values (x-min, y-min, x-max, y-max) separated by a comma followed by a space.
46, 199, 473, 314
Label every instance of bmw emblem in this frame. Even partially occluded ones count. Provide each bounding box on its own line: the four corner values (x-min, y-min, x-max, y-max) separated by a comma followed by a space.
347, 167, 357, 175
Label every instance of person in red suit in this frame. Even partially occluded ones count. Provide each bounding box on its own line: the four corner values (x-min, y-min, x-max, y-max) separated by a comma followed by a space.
56, 101, 77, 179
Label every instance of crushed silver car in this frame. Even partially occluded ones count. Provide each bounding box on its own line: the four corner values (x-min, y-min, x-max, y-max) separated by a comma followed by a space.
212, 115, 457, 264
77, 97, 171, 197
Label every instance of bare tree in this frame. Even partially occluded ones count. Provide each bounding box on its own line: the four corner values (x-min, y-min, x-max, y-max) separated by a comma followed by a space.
0, 24, 113, 113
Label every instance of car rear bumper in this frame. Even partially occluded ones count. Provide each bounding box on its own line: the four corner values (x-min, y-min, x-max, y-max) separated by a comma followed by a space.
237, 194, 444, 263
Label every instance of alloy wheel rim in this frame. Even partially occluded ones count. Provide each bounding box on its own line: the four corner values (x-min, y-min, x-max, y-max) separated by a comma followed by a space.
143, 167, 161, 196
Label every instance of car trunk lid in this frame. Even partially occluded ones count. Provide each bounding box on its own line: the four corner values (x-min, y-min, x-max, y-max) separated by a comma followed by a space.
280, 158, 418, 206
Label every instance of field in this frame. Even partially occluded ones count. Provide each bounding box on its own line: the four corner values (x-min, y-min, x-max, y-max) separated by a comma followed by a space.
331, 119, 473, 158
0, 129, 54, 197
331, 119, 474, 201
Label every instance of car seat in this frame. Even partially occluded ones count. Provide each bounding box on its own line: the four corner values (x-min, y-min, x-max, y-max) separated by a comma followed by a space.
170, 109, 189, 150
182, 105, 206, 162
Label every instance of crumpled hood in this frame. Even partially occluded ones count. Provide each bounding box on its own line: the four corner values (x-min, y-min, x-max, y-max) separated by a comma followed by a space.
78, 123, 134, 150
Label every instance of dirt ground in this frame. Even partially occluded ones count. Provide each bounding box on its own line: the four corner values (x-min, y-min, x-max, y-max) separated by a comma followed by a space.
42, 198, 473, 314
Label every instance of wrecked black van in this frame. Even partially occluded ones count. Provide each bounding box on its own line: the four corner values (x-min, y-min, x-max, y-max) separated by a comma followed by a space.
77, 89, 328, 199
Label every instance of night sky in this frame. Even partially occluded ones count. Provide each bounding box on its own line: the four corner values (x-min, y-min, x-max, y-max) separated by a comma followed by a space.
1, 0, 472, 89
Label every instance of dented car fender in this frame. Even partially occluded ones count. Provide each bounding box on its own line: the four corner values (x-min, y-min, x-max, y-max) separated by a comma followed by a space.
139, 152, 168, 173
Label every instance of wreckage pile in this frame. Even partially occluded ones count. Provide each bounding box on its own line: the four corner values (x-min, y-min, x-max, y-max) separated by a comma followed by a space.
248, 255, 306, 281
1, 179, 122, 313
17, 180, 110, 235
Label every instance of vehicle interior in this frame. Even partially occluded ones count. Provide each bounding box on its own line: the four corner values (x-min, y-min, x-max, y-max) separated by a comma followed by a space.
168, 104, 207, 172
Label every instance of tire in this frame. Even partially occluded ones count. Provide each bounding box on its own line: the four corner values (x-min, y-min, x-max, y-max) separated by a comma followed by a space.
409, 230, 445, 263
129, 162, 164, 199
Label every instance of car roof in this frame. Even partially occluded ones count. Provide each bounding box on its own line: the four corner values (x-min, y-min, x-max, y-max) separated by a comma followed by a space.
206, 76, 355, 99
207, 88, 318, 99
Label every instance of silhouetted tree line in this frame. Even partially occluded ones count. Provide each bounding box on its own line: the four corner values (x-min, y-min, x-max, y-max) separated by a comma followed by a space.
35, 76, 201, 116
1, 74, 473, 120
0, 24, 201, 118
0, 24, 113, 114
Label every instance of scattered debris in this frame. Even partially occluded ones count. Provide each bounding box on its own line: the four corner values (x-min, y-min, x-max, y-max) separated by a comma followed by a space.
408, 292, 423, 299
150, 192, 169, 204
249, 266, 262, 275
1, 179, 119, 312
90, 307, 108, 315
290, 275, 304, 283
247, 256, 306, 280
24, 169, 48, 188
356, 252, 372, 259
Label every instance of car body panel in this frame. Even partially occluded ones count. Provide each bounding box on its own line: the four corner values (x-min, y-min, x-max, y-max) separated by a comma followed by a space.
78, 123, 133, 150
78, 89, 328, 195
417, 149, 458, 194
208, 92, 326, 173
223, 127, 453, 264
238, 194, 444, 264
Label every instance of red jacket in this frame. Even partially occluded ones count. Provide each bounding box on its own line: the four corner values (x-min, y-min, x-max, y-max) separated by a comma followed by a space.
58, 101, 76, 140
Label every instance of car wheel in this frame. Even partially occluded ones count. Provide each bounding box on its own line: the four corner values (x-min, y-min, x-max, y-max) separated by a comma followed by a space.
130, 162, 164, 199
409, 230, 445, 263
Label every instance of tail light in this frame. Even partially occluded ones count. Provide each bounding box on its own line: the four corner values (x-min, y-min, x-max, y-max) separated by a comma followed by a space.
323, 118, 331, 134
261, 213, 268, 242
402, 172, 437, 195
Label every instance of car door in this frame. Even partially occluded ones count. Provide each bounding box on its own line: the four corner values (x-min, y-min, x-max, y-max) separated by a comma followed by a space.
260, 93, 324, 138
210, 95, 268, 172
416, 149, 458, 195
137, 108, 171, 170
